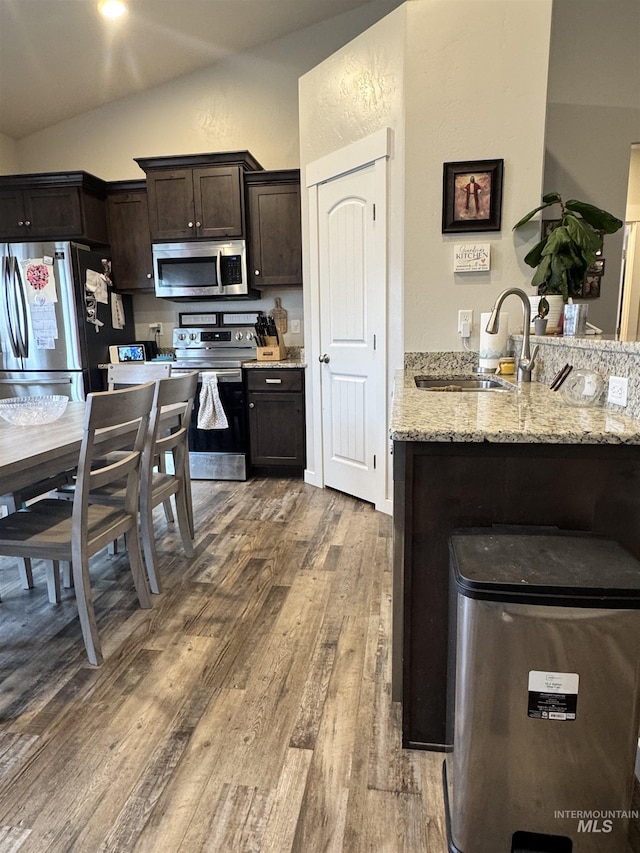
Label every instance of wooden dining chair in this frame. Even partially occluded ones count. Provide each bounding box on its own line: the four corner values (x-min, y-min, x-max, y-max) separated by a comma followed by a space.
107, 361, 174, 523
0, 382, 155, 665
0, 472, 75, 603
83, 371, 198, 594
140, 371, 198, 590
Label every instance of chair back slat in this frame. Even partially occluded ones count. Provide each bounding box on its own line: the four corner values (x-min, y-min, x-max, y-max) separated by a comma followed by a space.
107, 362, 172, 391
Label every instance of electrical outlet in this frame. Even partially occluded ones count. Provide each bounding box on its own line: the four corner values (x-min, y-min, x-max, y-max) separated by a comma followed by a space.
458, 309, 473, 335
148, 322, 163, 336
608, 376, 628, 406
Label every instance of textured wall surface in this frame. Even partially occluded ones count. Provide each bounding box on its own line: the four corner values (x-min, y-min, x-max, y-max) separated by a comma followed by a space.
0, 132, 18, 174
11, 0, 401, 178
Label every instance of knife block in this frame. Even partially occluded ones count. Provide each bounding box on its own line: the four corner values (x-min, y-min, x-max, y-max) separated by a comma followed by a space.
256, 337, 287, 362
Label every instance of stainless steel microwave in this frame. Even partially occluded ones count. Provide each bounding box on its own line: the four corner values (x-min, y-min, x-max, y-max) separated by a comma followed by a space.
152, 240, 258, 300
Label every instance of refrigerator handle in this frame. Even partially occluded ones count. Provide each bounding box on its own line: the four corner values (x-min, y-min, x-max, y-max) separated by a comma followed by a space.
3, 256, 21, 359
12, 259, 30, 359
0, 376, 73, 386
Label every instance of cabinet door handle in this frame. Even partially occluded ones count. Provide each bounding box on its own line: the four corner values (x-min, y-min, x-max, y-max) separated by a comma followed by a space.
24, 220, 31, 226
196, 221, 201, 227
265, 378, 282, 384
18, 220, 24, 226
188, 221, 193, 228
254, 269, 260, 276
249, 402, 255, 408
146, 273, 152, 279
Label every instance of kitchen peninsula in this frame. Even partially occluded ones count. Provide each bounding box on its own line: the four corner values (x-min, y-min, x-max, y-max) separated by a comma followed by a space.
392, 357, 640, 750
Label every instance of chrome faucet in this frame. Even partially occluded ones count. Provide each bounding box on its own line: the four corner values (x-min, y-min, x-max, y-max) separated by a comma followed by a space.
485, 287, 539, 382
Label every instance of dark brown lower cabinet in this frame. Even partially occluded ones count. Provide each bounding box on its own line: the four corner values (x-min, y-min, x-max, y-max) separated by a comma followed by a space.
393, 440, 640, 751
245, 368, 305, 473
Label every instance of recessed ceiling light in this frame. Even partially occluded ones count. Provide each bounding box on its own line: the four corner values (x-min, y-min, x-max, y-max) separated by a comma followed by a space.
98, 0, 128, 20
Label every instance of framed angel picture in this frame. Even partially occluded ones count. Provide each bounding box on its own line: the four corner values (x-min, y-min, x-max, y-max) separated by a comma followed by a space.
442, 159, 504, 233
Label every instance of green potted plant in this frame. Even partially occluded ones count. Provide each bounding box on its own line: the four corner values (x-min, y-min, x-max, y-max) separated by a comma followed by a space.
533, 296, 549, 336
513, 192, 623, 301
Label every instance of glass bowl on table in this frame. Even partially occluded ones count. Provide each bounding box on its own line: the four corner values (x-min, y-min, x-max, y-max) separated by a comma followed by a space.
0, 395, 69, 426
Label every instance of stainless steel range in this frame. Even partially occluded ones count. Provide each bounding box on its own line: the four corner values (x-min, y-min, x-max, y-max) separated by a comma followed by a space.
172, 312, 258, 480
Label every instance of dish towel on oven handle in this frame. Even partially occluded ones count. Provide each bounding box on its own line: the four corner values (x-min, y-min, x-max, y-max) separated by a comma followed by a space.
197, 372, 229, 430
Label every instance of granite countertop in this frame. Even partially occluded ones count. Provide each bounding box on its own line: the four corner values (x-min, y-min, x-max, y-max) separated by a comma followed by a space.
391, 369, 640, 445
242, 358, 306, 369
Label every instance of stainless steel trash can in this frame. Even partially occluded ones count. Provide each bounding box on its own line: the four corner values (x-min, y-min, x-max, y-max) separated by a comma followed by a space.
444, 528, 640, 853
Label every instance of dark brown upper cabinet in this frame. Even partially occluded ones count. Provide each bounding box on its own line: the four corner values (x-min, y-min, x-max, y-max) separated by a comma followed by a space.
0, 171, 109, 244
245, 170, 302, 287
135, 151, 263, 242
107, 180, 154, 293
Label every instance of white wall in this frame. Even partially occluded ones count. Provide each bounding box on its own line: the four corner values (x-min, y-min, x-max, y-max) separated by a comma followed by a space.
301, 0, 552, 356
402, 0, 552, 353
0, 132, 18, 174
545, 0, 640, 334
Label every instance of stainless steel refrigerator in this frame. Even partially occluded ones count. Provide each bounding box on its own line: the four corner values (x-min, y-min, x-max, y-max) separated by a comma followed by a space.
1, 241, 135, 401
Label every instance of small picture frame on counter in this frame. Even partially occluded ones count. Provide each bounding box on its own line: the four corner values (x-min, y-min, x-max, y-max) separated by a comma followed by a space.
587, 258, 605, 276
582, 274, 601, 299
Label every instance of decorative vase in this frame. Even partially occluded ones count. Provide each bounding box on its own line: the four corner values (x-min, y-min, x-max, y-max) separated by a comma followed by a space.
533, 317, 548, 335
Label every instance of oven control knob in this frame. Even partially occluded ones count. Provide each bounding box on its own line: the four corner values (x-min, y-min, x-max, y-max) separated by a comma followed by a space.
235, 332, 244, 341
246, 331, 254, 341
189, 333, 197, 340
177, 332, 186, 341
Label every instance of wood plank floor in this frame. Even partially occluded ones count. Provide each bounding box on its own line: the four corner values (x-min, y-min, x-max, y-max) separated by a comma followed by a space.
0, 478, 448, 853
1, 477, 639, 852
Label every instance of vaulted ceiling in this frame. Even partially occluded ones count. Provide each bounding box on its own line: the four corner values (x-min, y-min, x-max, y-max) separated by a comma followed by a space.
0, 0, 394, 140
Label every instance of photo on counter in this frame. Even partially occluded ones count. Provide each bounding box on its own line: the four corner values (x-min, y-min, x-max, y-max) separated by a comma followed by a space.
582, 274, 601, 298
442, 159, 504, 233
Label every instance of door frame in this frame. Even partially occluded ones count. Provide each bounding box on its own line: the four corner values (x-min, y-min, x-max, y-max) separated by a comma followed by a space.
304, 128, 392, 512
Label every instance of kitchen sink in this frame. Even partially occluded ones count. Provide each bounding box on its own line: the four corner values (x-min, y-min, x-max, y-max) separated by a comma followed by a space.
414, 376, 513, 392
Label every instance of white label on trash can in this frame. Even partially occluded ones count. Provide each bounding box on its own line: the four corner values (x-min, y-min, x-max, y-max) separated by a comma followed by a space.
527, 670, 579, 721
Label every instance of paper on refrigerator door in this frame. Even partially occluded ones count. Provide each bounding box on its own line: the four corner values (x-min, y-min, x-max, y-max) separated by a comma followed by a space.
31, 302, 59, 349
86, 269, 109, 304
111, 292, 125, 330
19, 257, 58, 304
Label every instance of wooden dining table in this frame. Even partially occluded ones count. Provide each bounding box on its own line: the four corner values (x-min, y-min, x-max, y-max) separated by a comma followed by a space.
0, 399, 188, 512
0, 401, 88, 496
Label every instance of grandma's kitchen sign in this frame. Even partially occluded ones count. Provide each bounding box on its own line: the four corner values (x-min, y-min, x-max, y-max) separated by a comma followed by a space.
453, 243, 490, 273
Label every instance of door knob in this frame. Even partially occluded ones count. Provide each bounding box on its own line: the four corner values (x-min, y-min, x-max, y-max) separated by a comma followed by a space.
318, 354, 330, 363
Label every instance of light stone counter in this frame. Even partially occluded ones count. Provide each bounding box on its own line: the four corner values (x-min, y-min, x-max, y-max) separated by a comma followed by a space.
242, 358, 306, 369
391, 369, 640, 444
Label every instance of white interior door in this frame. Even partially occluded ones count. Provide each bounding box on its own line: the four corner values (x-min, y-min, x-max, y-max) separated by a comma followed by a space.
317, 163, 384, 505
